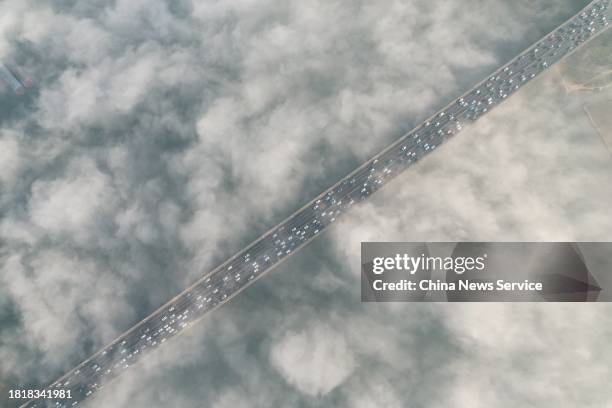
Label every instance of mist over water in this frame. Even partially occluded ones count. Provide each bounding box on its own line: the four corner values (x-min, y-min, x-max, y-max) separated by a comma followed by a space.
1, 0, 611, 407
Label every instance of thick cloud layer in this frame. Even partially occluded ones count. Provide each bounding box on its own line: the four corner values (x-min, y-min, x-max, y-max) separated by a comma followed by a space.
0, 0, 609, 407
332, 31, 612, 408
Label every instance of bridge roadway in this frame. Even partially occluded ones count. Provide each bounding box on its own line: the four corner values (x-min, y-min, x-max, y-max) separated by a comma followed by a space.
21, 1, 611, 407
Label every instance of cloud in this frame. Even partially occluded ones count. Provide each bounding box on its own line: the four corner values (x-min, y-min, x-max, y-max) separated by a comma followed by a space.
333, 64, 612, 246
343, 375, 403, 408
28, 158, 117, 240
0, 131, 20, 187
330, 35, 612, 408
436, 304, 612, 408
1, 249, 131, 378
269, 322, 355, 396
0, 0, 607, 407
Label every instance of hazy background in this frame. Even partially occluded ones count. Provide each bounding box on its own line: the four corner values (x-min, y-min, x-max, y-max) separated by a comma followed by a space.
1, 0, 611, 407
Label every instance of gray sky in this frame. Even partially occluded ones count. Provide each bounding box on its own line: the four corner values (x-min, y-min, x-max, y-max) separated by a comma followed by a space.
1, 0, 611, 407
